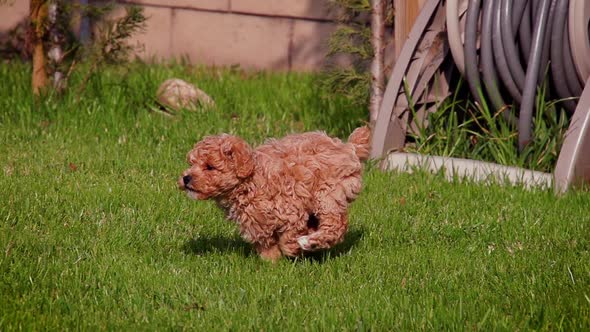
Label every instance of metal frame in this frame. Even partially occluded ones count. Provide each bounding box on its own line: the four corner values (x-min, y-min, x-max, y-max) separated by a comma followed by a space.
554, 78, 590, 193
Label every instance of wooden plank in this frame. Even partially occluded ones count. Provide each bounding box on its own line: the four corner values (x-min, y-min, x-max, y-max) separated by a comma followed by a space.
394, 0, 427, 59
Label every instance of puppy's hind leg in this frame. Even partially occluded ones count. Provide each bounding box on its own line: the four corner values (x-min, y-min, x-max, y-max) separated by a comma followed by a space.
278, 214, 316, 257
278, 230, 305, 257
297, 212, 348, 251
255, 242, 282, 263
298, 177, 358, 251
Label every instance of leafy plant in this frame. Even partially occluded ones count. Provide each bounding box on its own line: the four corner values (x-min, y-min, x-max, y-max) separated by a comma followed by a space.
320, 0, 379, 108
73, 4, 147, 96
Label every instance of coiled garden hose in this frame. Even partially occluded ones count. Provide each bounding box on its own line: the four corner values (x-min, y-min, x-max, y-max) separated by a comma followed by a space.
446, 0, 590, 151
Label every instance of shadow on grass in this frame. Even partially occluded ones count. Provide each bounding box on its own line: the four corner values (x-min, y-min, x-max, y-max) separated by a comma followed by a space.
182, 235, 254, 257
182, 229, 364, 263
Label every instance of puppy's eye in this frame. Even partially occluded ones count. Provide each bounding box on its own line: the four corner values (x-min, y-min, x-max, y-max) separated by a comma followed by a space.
205, 164, 215, 171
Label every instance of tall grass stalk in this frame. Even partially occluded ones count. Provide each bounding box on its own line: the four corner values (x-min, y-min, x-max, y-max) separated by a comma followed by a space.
406, 79, 569, 172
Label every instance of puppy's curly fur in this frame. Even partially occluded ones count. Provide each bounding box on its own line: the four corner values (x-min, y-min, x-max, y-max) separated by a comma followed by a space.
179, 126, 370, 262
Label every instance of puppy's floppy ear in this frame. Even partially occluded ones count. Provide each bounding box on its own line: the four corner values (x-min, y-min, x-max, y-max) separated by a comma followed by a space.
222, 135, 254, 178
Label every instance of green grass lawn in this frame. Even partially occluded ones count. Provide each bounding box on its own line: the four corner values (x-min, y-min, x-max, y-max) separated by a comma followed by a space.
1, 62, 589, 330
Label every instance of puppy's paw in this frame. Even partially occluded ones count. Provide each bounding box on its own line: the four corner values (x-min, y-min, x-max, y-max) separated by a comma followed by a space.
297, 236, 312, 251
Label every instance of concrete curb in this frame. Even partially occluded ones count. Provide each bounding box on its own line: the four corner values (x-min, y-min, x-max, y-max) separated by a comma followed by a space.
382, 152, 553, 190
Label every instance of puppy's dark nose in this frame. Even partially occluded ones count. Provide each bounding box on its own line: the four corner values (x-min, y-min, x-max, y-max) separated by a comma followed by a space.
182, 175, 192, 186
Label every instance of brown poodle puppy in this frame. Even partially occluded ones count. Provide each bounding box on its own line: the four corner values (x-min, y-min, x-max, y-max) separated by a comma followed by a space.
178, 126, 370, 262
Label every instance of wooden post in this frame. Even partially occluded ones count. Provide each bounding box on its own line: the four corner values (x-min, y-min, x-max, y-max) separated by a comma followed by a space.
30, 0, 49, 96
370, 0, 386, 123
394, 0, 427, 60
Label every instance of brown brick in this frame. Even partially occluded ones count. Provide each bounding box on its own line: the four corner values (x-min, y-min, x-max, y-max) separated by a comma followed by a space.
291, 20, 352, 71
132, 6, 173, 60
170, 10, 291, 70
0, 1, 29, 31
129, 0, 229, 11
231, 0, 336, 21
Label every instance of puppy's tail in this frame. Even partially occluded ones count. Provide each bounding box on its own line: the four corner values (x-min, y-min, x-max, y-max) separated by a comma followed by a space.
348, 125, 371, 161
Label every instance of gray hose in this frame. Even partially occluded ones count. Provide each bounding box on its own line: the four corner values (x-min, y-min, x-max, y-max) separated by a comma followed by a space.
550, 0, 577, 112
481, 1, 504, 110
464, 0, 484, 106
511, 0, 529, 36
446, 0, 466, 75
493, 2, 523, 103
519, 0, 552, 151
538, 0, 558, 86
519, 1, 532, 63
501, 0, 526, 90
446, 0, 585, 153
532, 0, 541, 19
481, 0, 517, 124
563, 23, 584, 96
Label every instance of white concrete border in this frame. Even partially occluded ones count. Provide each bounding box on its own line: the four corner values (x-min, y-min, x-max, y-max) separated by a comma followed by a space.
382, 152, 553, 189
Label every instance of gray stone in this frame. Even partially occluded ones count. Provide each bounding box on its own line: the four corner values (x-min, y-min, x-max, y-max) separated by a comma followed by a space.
156, 78, 215, 111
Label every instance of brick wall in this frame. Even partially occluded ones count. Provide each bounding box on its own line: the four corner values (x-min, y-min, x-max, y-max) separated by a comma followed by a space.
0, 0, 353, 71
0, 0, 28, 32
